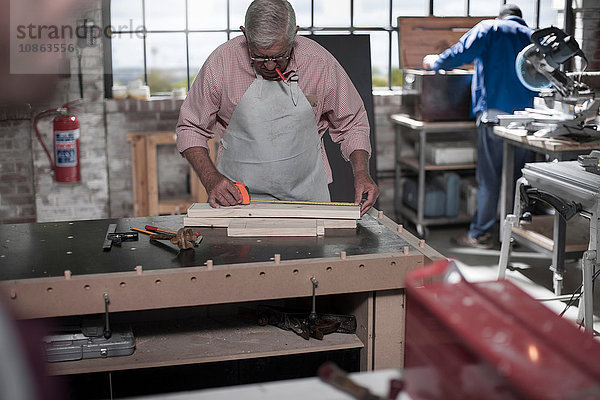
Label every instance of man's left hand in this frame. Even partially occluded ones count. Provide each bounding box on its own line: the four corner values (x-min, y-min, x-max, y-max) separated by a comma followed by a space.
349, 149, 379, 216
422, 54, 439, 69
353, 171, 379, 216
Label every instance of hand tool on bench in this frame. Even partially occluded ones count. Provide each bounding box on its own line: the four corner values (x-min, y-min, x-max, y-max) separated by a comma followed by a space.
145, 225, 202, 237
103, 224, 138, 251
234, 182, 356, 206
149, 227, 202, 250
257, 277, 356, 340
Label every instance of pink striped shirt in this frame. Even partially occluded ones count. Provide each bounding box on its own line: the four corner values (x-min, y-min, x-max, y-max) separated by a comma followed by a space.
176, 35, 371, 183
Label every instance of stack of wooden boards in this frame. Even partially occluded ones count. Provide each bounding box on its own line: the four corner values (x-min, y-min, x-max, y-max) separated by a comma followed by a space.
184, 203, 360, 237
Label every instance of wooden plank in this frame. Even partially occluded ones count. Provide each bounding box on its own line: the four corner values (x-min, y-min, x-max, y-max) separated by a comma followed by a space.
494, 126, 600, 151
187, 202, 360, 220
47, 315, 364, 376
184, 216, 357, 229
316, 219, 325, 236
228, 219, 318, 237
397, 16, 489, 69
512, 214, 589, 253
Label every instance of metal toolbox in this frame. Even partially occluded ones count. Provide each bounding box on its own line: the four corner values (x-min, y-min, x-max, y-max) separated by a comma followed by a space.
401, 69, 473, 122
44, 322, 135, 362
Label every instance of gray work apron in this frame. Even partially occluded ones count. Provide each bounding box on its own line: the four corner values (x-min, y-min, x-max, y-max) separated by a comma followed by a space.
216, 73, 330, 201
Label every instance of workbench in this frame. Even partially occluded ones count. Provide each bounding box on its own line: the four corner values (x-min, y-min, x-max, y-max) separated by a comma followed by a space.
0, 209, 441, 389
390, 114, 477, 237
515, 161, 600, 331
494, 126, 600, 282
494, 126, 600, 231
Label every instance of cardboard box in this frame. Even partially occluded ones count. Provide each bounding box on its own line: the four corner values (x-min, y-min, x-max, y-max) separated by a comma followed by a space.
425, 140, 476, 165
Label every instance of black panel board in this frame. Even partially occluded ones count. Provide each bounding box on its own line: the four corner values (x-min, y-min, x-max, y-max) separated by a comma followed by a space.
307, 34, 377, 203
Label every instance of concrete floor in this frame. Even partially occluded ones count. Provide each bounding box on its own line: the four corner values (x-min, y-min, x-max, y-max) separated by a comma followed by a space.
417, 222, 600, 331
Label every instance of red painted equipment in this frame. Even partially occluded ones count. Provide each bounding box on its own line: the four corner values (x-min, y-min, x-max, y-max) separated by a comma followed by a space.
34, 100, 82, 183
404, 259, 600, 400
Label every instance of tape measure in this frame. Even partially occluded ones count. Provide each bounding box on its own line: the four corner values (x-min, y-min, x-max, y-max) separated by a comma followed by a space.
234, 182, 355, 206
253, 199, 356, 206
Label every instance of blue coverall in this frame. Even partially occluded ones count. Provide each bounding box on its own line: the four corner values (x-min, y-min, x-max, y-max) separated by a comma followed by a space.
430, 16, 537, 239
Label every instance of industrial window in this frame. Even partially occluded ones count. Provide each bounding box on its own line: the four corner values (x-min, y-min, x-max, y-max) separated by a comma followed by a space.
105, 0, 557, 96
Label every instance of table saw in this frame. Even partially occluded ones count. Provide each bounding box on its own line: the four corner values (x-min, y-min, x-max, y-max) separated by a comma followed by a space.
0, 208, 441, 378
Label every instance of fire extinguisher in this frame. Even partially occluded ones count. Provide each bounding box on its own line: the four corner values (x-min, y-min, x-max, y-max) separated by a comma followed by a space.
34, 100, 82, 183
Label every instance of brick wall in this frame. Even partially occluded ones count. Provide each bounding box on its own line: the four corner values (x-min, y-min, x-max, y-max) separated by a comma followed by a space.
579, 0, 600, 70
3, 2, 597, 224
0, 106, 36, 224
31, 1, 109, 223
105, 98, 188, 217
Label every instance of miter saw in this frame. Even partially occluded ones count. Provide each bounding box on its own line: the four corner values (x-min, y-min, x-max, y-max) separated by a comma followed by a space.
500, 26, 600, 138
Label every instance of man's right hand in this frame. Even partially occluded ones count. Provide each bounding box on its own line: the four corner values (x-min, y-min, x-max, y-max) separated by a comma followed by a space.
182, 146, 242, 208
203, 173, 242, 208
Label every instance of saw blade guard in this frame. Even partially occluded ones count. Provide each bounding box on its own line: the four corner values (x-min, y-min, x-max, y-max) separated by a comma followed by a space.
515, 44, 552, 92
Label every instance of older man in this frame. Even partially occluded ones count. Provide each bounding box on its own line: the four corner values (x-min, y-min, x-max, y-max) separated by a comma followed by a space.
177, 0, 379, 215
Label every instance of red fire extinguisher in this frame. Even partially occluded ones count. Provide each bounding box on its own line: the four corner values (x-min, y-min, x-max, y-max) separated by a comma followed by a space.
34, 100, 82, 183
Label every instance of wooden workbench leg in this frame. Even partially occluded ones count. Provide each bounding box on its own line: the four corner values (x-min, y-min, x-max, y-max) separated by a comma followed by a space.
146, 136, 160, 216
374, 289, 405, 369
129, 136, 148, 217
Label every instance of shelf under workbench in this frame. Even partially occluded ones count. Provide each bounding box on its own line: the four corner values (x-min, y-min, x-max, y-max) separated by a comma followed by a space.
48, 314, 363, 376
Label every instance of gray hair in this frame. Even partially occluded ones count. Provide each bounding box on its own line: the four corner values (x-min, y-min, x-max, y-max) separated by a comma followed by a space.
244, 0, 297, 49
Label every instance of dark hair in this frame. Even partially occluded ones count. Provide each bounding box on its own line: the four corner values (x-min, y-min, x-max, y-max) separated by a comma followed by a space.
499, 4, 522, 18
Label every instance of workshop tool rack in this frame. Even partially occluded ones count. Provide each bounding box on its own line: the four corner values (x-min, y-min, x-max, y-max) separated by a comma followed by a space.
391, 114, 477, 237
0, 208, 442, 377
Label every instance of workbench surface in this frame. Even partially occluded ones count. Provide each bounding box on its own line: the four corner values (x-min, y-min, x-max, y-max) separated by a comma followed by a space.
0, 214, 414, 281
0, 210, 439, 375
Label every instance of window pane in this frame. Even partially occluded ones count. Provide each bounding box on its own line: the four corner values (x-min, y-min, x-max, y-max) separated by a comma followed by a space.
355, 0, 389, 27
111, 0, 143, 32
509, 0, 535, 27
355, 31, 389, 88
470, 0, 502, 17
539, 0, 561, 29
311, 30, 351, 35
230, 0, 253, 29
189, 1, 227, 30
314, 0, 350, 27
289, 0, 312, 28
188, 32, 228, 87
145, 0, 185, 31
393, 0, 428, 17
146, 32, 187, 93
111, 33, 144, 86
434, 0, 464, 16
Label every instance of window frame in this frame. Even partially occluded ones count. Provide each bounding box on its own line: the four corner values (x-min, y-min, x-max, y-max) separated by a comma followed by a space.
103, 0, 548, 97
